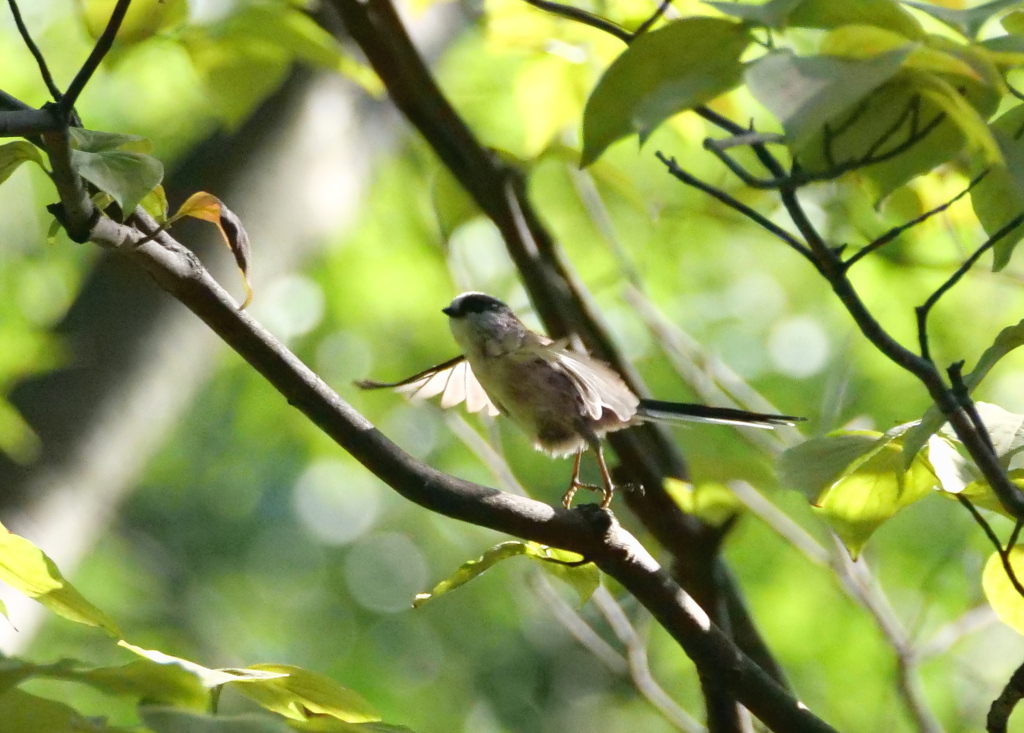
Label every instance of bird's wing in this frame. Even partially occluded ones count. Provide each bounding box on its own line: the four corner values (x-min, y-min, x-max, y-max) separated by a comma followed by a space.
547, 345, 638, 422
356, 356, 501, 417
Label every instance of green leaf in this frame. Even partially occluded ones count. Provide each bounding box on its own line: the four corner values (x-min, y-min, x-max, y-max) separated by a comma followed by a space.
777, 431, 888, 500
0, 687, 134, 733
79, 0, 188, 45
232, 664, 380, 723
907, 71, 1001, 165
982, 545, 1024, 634
704, 0, 803, 27
745, 49, 910, 152
971, 105, 1024, 270
1004, 9, 1024, 35
142, 707, 294, 733
812, 436, 936, 557
665, 479, 742, 526
413, 541, 530, 607
0, 141, 45, 187
527, 543, 600, 606
903, 0, 1022, 40
903, 321, 1024, 463
581, 17, 751, 165
0, 521, 120, 636
140, 184, 169, 223
820, 26, 979, 79
119, 642, 288, 690
413, 541, 598, 608
69, 127, 154, 154
787, 0, 924, 39
0, 655, 210, 709
70, 147, 164, 218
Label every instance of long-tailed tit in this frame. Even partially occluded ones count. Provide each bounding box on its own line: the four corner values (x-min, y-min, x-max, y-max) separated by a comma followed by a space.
358, 292, 803, 509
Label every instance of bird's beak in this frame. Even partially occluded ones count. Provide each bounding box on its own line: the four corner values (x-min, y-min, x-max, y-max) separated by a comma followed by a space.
442, 306, 455, 316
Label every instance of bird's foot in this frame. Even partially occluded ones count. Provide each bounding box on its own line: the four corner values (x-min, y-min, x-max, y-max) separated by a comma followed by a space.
562, 480, 614, 510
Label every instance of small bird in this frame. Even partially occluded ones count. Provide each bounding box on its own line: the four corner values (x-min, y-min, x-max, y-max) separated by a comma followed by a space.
358, 292, 803, 509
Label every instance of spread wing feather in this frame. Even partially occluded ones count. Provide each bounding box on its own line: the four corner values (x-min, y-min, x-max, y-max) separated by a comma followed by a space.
547, 346, 638, 422
356, 356, 500, 417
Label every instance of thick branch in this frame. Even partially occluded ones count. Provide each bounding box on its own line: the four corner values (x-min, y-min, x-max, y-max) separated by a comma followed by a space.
85, 209, 837, 733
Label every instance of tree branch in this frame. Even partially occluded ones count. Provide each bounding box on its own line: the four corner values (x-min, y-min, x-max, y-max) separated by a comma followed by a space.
7, 0, 62, 102
60, 0, 132, 117
68, 202, 837, 733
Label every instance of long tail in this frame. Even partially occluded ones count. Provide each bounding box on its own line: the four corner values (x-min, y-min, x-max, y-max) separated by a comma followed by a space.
636, 399, 804, 429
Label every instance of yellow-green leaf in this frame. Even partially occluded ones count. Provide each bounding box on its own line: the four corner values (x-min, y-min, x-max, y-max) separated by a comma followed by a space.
581, 17, 751, 165
813, 438, 936, 557
118, 642, 288, 689
665, 479, 741, 527
234, 664, 381, 723
0, 141, 45, 187
0, 521, 120, 636
983, 546, 1024, 633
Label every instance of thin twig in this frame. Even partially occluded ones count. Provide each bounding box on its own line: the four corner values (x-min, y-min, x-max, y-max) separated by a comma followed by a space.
845, 170, 989, 269
918, 605, 995, 660
915, 209, 1024, 360
520, 0, 632, 43
591, 587, 707, 733
703, 110, 945, 191
634, 0, 672, 36
655, 151, 813, 260
955, 494, 1024, 599
7, 0, 62, 101
60, 0, 132, 117
949, 361, 997, 455
530, 574, 629, 673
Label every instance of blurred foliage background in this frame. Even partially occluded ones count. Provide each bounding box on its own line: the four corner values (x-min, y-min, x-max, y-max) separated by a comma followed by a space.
4, 0, 1024, 731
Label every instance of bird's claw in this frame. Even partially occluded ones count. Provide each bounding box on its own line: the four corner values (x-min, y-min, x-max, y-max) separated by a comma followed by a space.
562, 480, 614, 510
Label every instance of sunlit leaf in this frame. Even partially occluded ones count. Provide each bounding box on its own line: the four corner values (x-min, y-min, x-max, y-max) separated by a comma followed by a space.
140, 184, 169, 223
414, 541, 598, 608
812, 437, 936, 557
703, 0, 802, 27
926, 435, 975, 495
413, 541, 530, 607
745, 49, 910, 152
820, 26, 978, 80
971, 104, 1024, 270
903, 0, 1022, 39
0, 141, 45, 187
581, 17, 751, 165
170, 192, 253, 308
778, 425, 931, 556
233, 664, 380, 723
118, 642, 288, 689
903, 321, 1024, 463
982, 546, 1024, 634
526, 542, 600, 606
79, 0, 188, 45
787, 0, 924, 38
777, 431, 888, 500
0, 521, 120, 636
665, 479, 742, 526
0, 655, 209, 709
908, 71, 1000, 165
